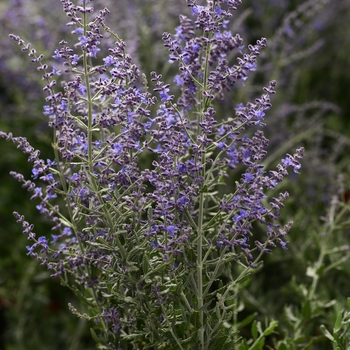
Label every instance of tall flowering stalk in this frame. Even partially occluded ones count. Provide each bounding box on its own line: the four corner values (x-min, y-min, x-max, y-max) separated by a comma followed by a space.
1, 0, 303, 348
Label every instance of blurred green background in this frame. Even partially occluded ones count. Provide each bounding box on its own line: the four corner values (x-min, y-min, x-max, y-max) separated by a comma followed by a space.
1, 0, 350, 348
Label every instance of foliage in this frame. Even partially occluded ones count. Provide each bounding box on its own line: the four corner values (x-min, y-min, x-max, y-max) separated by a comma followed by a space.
0, 0, 349, 349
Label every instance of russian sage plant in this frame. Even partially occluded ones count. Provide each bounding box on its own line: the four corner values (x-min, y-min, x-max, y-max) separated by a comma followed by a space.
0, 0, 304, 349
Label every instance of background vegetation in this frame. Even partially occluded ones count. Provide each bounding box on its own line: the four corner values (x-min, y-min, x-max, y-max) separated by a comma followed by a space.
0, 0, 350, 348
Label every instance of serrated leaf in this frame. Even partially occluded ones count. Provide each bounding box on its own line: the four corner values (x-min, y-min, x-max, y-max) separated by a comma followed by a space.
257, 321, 263, 335
251, 320, 258, 340
142, 252, 149, 273
277, 341, 288, 350
126, 262, 139, 272
262, 320, 278, 336
90, 327, 101, 344
249, 338, 265, 350
302, 299, 311, 319
147, 207, 153, 220
73, 116, 88, 130
320, 324, 334, 341
124, 296, 136, 304
200, 184, 208, 193
306, 266, 317, 278
208, 325, 236, 350
238, 338, 249, 350
237, 313, 257, 330
208, 330, 228, 350
334, 311, 343, 332
333, 333, 340, 343
284, 305, 298, 323
190, 310, 201, 328
322, 299, 337, 308
58, 217, 73, 228
100, 292, 114, 298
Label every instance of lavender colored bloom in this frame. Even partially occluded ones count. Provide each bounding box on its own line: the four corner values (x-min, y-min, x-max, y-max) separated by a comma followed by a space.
156, 84, 174, 103
52, 49, 62, 59
26, 245, 35, 256
72, 27, 84, 35
233, 209, 249, 222
40, 173, 54, 182
282, 153, 302, 173
38, 236, 48, 246
1, 0, 305, 347
174, 74, 184, 86
103, 55, 116, 67
166, 225, 177, 237
43, 105, 54, 116
112, 142, 123, 155
52, 66, 61, 75
255, 109, 265, 119
243, 172, 255, 184
71, 54, 80, 65
30, 187, 43, 200
90, 46, 100, 58
32, 168, 40, 179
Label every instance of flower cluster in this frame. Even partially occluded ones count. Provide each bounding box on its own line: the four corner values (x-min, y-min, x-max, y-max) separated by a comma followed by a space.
1, 0, 303, 348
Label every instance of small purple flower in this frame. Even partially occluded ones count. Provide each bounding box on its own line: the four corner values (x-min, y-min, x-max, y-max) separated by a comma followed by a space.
176, 196, 189, 212
77, 35, 88, 46
103, 55, 116, 67
51, 234, 59, 244
150, 240, 159, 249
112, 96, 121, 107
46, 190, 57, 199
71, 54, 80, 65
282, 155, 301, 173
71, 173, 79, 182
242, 173, 255, 184
30, 187, 43, 200
134, 141, 142, 152
159, 87, 173, 102
40, 173, 54, 182
46, 159, 57, 167
90, 46, 100, 58
43, 105, 54, 116
26, 245, 35, 256
79, 188, 89, 198
174, 75, 184, 86
281, 157, 293, 167
52, 66, 61, 75
112, 142, 123, 155
62, 227, 72, 236
244, 62, 256, 72
52, 49, 61, 59
255, 110, 265, 119
77, 84, 87, 96
72, 27, 84, 35
38, 236, 48, 245
217, 141, 226, 150
174, 25, 184, 42
277, 238, 288, 250
233, 209, 249, 222
166, 225, 177, 237
191, 5, 204, 16
32, 168, 40, 179
176, 162, 187, 174
242, 149, 251, 161
235, 103, 245, 112
144, 120, 153, 132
